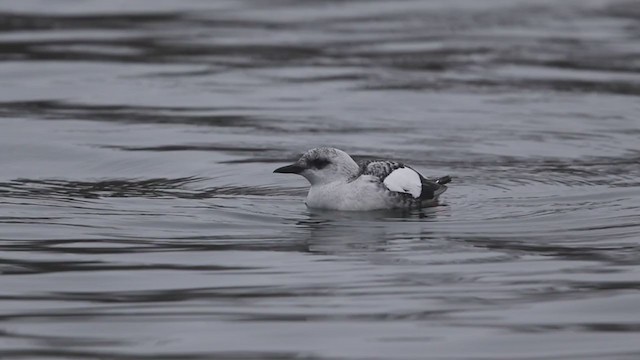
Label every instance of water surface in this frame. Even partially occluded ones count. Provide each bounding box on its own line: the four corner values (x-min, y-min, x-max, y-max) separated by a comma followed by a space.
1, 0, 640, 359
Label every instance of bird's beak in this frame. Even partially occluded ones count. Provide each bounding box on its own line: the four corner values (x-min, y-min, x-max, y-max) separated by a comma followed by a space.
273, 163, 305, 174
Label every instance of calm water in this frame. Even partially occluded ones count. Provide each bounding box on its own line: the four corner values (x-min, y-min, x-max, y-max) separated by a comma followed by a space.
1, 1, 640, 359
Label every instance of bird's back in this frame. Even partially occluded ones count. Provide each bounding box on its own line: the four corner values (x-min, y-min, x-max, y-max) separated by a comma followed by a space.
356, 160, 449, 206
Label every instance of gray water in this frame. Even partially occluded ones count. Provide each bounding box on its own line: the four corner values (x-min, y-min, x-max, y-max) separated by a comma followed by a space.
1, 0, 640, 359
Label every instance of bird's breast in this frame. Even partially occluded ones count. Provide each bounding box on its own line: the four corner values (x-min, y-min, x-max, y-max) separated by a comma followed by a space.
305, 178, 396, 211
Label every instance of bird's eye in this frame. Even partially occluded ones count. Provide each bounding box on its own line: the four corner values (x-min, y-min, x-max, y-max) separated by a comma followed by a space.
309, 158, 330, 169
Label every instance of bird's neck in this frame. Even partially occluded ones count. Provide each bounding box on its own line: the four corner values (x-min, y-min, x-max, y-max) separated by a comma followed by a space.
340, 157, 360, 179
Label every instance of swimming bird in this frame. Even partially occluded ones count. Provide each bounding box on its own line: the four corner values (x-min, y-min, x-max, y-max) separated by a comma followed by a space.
274, 147, 451, 211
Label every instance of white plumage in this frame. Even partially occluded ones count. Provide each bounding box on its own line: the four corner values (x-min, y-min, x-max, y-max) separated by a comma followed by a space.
274, 147, 451, 211
382, 167, 422, 198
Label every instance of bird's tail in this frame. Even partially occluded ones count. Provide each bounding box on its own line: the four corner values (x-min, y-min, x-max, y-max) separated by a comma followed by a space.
431, 175, 451, 199
435, 175, 452, 185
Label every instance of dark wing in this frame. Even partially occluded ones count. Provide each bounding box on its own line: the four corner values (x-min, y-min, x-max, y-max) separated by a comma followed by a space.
357, 160, 450, 200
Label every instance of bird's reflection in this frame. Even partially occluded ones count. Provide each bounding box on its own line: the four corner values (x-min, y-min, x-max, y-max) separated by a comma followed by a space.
294, 207, 442, 254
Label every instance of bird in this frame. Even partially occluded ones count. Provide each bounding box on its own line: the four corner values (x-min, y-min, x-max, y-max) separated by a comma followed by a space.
273, 147, 451, 211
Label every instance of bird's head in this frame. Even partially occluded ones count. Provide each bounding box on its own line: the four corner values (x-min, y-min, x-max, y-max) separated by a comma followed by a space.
274, 147, 359, 185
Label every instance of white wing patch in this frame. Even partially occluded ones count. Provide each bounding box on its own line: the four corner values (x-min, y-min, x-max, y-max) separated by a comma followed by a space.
382, 167, 422, 198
